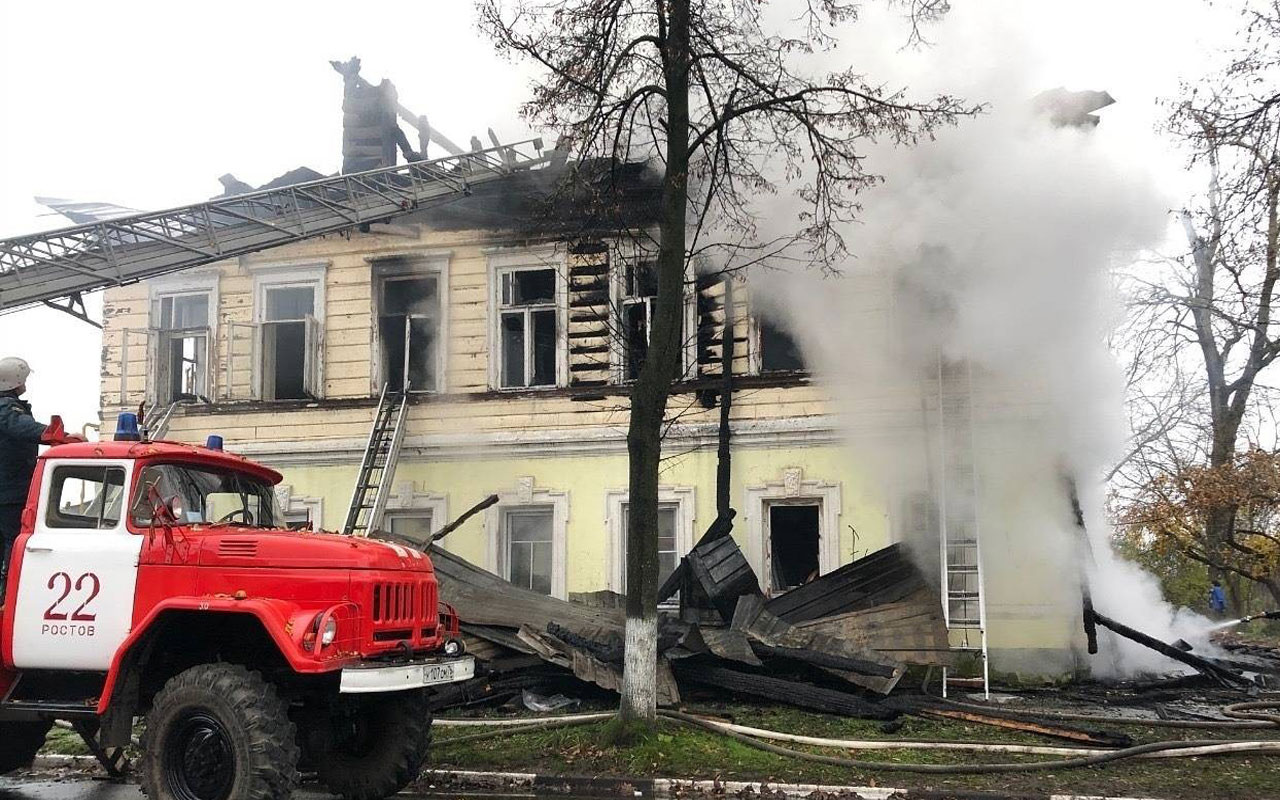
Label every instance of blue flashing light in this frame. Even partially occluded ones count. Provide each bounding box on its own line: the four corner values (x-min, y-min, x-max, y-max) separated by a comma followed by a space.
114, 412, 141, 442
206, 434, 224, 451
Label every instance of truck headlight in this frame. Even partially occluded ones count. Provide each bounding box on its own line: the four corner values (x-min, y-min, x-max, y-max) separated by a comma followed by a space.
320, 617, 338, 647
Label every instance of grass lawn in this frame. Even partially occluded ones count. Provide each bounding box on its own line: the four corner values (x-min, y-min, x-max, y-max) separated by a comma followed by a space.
426, 701, 1280, 800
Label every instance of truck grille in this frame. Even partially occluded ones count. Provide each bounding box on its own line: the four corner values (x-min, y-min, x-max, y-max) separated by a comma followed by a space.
367, 576, 439, 652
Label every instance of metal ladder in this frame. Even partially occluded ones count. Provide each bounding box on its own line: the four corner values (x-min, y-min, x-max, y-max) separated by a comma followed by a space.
140, 400, 180, 440
0, 139, 549, 312
342, 383, 410, 536
936, 357, 989, 699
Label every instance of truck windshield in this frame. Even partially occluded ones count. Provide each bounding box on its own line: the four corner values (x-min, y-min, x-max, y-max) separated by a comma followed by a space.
131, 463, 282, 528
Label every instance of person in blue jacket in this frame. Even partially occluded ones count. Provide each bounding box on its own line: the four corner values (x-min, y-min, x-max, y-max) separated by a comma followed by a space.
1209, 580, 1228, 618
0, 357, 83, 580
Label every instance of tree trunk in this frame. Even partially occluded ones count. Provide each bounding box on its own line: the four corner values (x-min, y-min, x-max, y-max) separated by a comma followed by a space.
620, 0, 691, 723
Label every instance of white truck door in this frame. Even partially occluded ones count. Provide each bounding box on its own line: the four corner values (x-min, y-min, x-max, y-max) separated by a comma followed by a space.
11, 459, 143, 671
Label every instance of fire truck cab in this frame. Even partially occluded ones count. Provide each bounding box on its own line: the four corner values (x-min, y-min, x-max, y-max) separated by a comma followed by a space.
0, 422, 472, 800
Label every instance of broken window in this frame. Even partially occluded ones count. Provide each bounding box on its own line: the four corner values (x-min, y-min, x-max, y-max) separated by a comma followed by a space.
620, 259, 659, 380
498, 268, 558, 388
759, 313, 806, 372
620, 503, 679, 593
261, 285, 320, 400
155, 293, 210, 403
768, 503, 820, 592
502, 507, 554, 595
379, 275, 441, 392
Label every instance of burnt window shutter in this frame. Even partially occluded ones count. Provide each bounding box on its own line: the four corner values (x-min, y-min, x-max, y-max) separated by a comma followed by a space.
567, 242, 611, 388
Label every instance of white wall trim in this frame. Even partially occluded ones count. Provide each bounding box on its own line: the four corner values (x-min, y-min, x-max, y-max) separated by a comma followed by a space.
603, 485, 696, 596
483, 476, 569, 599
241, 257, 332, 275
273, 483, 324, 531
486, 247, 570, 390
223, 415, 848, 466
385, 480, 449, 528
742, 466, 842, 594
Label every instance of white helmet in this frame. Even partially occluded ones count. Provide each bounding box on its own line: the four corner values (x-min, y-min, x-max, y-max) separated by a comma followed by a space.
0, 357, 32, 392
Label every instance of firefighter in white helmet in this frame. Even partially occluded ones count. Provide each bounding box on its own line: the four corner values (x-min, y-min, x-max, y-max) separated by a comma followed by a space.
0, 357, 84, 578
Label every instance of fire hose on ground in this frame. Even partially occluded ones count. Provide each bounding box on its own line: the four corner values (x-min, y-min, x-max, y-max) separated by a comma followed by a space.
939, 697, 1280, 730
433, 708, 1280, 774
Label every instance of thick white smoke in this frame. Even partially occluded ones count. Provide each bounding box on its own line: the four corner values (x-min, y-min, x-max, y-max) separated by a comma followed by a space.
741, 2, 1220, 674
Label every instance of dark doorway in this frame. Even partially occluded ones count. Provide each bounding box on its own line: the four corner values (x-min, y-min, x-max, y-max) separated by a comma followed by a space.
769, 504, 820, 591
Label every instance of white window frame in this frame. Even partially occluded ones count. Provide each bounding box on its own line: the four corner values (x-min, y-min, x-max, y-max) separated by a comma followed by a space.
484, 477, 569, 598
384, 480, 449, 546
368, 251, 451, 395
251, 262, 327, 401
609, 245, 697, 383
605, 486, 696, 602
486, 248, 569, 390
274, 483, 324, 531
148, 271, 219, 405
743, 467, 842, 595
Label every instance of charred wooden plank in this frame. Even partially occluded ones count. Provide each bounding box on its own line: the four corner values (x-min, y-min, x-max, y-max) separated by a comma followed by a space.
766, 543, 925, 623
685, 534, 763, 620
674, 663, 896, 720
1088, 610, 1249, 688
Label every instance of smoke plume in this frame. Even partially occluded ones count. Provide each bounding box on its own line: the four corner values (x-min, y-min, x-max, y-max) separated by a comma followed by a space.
742, 2, 1215, 674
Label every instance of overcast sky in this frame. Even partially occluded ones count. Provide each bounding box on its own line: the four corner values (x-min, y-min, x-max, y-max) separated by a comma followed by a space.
0, 0, 1235, 434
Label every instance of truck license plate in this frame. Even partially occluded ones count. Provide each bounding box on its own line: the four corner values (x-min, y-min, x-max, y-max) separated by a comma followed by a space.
423, 663, 455, 684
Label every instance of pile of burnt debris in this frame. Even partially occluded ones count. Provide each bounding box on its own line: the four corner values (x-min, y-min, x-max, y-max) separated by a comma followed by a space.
413, 512, 956, 718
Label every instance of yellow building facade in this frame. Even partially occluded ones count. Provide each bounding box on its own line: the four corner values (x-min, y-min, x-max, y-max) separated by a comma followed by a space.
97, 217, 1086, 675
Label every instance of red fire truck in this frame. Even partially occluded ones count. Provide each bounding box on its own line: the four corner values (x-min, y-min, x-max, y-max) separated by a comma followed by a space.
0, 416, 472, 800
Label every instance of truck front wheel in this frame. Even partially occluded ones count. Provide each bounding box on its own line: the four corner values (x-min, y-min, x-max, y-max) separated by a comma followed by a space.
0, 721, 52, 774
139, 664, 299, 800
306, 690, 433, 800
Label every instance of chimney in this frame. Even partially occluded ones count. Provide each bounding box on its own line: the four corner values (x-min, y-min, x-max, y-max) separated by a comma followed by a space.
331, 56, 401, 173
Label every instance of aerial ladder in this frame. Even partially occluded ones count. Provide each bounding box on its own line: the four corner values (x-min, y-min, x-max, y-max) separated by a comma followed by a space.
0, 139, 550, 313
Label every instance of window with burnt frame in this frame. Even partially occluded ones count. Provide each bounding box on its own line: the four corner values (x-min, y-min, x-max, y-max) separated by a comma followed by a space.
759, 313, 807, 373
498, 268, 558, 388
156, 293, 210, 403
379, 275, 441, 392
620, 259, 659, 380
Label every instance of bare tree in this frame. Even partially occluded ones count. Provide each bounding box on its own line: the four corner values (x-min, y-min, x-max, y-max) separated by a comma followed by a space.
477, 0, 973, 723
1117, 0, 1280, 610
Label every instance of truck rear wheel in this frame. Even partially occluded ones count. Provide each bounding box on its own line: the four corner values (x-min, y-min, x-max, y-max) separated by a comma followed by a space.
139, 664, 299, 800
0, 721, 52, 774
308, 690, 433, 800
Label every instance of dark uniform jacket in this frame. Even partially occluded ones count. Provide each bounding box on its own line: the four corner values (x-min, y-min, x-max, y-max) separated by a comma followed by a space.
0, 394, 46, 506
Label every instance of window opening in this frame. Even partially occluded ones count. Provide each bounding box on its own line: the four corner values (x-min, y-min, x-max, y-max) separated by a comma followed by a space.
768, 504, 820, 591
621, 259, 659, 380
261, 285, 316, 400
157, 293, 210, 403
379, 275, 441, 392
759, 314, 806, 372
45, 466, 126, 530
502, 507, 554, 594
499, 269, 557, 388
